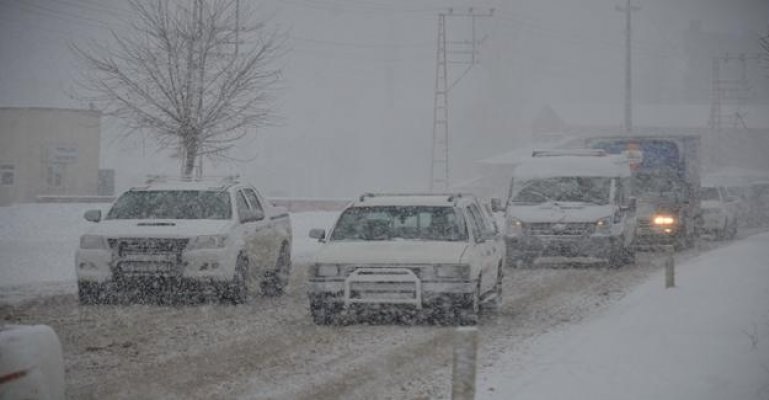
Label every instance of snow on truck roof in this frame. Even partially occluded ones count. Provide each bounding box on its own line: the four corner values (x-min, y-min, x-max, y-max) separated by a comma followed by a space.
514, 151, 631, 179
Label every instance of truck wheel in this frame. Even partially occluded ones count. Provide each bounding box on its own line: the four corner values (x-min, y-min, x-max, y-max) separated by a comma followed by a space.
223, 254, 248, 304
481, 266, 503, 314
78, 281, 106, 305
310, 301, 340, 325
455, 283, 480, 326
261, 245, 290, 297
608, 238, 626, 268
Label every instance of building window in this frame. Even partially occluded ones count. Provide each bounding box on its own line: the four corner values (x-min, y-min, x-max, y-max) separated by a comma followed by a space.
0, 164, 14, 186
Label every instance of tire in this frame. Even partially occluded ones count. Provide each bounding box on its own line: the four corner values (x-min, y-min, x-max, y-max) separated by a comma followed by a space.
260, 244, 291, 297
481, 266, 503, 314
310, 301, 340, 325
78, 281, 107, 305
455, 283, 480, 326
223, 254, 248, 304
608, 238, 626, 269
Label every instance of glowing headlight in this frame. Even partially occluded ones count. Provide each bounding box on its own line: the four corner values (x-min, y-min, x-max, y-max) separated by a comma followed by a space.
187, 234, 228, 250
595, 216, 612, 233
79, 234, 108, 250
313, 264, 340, 277
653, 215, 676, 225
434, 264, 470, 280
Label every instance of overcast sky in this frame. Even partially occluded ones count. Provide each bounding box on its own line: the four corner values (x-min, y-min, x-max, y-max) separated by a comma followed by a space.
1, 0, 767, 196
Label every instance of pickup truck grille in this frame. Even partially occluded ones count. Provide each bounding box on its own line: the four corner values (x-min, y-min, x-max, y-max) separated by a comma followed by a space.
108, 238, 189, 258
525, 222, 595, 236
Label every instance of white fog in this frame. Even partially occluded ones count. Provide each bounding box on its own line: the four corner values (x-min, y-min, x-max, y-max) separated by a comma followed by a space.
1, 0, 768, 399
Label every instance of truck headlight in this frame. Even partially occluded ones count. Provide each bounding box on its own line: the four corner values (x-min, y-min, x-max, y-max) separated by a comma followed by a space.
80, 235, 108, 250
312, 264, 341, 277
187, 234, 228, 250
595, 216, 612, 234
434, 264, 470, 280
653, 215, 676, 226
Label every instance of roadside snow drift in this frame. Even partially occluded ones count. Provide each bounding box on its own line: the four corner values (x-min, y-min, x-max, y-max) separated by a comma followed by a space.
479, 232, 769, 400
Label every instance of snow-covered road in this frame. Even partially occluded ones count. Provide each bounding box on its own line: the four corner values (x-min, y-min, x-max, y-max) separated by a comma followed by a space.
1, 204, 766, 399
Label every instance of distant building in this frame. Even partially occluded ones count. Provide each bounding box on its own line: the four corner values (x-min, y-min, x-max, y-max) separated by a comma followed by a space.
0, 107, 102, 206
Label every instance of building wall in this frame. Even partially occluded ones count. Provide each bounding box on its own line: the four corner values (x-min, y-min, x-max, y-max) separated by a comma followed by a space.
0, 108, 101, 206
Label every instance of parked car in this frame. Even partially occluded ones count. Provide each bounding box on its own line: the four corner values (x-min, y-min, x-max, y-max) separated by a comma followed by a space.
502, 149, 637, 267
307, 193, 504, 325
0, 324, 65, 400
75, 176, 292, 304
748, 180, 769, 227
700, 185, 738, 240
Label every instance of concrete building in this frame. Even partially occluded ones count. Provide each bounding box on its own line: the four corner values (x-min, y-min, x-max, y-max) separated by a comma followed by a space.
0, 107, 101, 206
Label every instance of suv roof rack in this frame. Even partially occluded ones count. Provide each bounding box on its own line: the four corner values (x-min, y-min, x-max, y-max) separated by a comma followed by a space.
532, 149, 606, 157
144, 175, 240, 185
357, 192, 473, 204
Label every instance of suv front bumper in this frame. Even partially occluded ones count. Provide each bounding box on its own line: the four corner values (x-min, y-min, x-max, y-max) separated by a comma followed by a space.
309, 271, 477, 310
505, 235, 619, 262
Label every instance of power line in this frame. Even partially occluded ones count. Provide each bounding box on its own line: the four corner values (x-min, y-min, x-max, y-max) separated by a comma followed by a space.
430, 8, 493, 192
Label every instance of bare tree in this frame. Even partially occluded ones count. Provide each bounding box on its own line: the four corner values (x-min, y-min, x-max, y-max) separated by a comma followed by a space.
74, 0, 285, 177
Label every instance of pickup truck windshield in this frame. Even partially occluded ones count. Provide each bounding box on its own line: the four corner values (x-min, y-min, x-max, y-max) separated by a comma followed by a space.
106, 190, 232, 220
512, 177, 611, 205
330, 206, 468, 242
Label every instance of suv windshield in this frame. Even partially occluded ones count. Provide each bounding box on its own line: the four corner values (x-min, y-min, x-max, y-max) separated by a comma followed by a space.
330, 206, 468, 242
512, 177, 611, 205
106, 190, 232, 220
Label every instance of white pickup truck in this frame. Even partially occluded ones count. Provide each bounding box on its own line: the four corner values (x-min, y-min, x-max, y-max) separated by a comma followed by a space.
75, 176, 292, 304
307, 193, 504, 325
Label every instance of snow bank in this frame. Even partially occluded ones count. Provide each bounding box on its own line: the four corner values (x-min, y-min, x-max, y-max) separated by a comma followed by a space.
479, 233, 769, 400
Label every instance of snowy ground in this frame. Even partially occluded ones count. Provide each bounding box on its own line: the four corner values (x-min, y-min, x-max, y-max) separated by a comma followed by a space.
1, 203, 768, 399
478, 232, 769, 400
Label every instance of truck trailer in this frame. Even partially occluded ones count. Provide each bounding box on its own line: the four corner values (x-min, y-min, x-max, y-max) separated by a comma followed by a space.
585, 134, 702, 250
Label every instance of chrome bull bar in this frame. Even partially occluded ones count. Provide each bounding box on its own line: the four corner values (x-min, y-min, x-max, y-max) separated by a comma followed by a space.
343, 268, 422, 309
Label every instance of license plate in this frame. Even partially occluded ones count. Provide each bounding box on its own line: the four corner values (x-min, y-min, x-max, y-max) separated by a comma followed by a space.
120, 262, 172, 274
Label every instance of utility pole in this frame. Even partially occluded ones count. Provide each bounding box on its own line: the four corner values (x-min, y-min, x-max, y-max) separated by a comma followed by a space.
430, 8, 493, 192
616, 0, 639, 134
707, 53, 762, 169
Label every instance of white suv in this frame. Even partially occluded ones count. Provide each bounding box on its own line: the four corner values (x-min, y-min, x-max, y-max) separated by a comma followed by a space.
75, 176, 292, 304
700, 185, 738, 240
307, 193, 504, 325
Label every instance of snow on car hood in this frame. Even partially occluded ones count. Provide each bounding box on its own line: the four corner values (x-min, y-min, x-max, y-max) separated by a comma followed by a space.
507, 203, 614, 223
84, 219, 233, 238
314, 240, 469, 265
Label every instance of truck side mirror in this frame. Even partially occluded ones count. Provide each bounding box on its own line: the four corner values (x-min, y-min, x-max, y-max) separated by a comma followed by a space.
622, 198, 637, 212
490, 198, 504, 213
84, 209, 102, 223
309, 228, 326, 240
